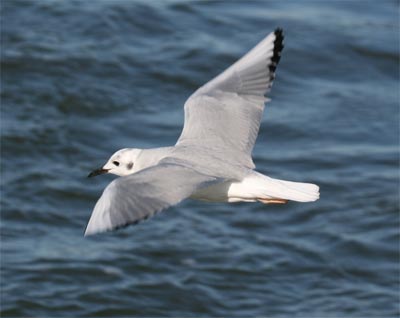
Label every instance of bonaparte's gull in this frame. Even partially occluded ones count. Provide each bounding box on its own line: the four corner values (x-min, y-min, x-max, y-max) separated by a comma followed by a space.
86, 28, 319, 236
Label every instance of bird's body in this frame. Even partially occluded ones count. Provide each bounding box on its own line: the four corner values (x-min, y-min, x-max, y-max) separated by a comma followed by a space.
109, 146, 319, 204
86, 29, 320, 236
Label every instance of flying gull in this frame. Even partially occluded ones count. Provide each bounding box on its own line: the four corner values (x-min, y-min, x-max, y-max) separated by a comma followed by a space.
86, 28, 320, 236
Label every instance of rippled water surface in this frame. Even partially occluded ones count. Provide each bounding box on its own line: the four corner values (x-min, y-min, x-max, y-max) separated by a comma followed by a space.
1, 1, 399, 317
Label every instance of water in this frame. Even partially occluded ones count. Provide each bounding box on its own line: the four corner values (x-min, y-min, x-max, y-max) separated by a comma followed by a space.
1, 0, 399, 317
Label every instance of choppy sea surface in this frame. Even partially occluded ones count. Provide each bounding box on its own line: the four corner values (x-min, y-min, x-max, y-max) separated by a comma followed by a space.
1, 1, 399, 317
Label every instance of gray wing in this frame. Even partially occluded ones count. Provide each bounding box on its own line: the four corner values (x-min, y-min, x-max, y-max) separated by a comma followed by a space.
85, 162, 219, 236
176, 29, 284, 168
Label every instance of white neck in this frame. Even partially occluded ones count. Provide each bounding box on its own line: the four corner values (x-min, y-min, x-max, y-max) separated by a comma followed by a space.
134, 146, 174, 172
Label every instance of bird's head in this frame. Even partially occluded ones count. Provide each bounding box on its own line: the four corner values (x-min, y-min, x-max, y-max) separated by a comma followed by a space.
88, 148, 142, 177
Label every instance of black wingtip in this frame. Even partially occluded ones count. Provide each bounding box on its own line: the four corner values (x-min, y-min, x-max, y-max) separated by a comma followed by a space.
269, 28, 284, 72
274, 27, 284, 36
274, 28, 284, 47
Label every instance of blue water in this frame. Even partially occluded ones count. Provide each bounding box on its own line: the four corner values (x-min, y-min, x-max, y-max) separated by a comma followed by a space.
1, 1, 399, 317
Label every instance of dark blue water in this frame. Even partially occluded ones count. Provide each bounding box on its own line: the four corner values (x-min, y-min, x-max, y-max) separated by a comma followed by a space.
1, 1, 399, 317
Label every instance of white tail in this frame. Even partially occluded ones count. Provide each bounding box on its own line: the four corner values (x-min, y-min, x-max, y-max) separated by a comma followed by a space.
227, 172, 320, 203
260, 175, 320, 202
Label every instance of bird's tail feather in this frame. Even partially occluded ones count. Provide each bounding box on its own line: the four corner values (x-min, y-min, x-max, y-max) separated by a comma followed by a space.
256, 173, 320, 203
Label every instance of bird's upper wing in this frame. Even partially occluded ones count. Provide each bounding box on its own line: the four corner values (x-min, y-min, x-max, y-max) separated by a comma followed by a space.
85, 161, 220, 236
176, 29, 284, 168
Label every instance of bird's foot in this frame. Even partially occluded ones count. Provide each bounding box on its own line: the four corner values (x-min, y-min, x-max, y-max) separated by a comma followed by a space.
258, 198, 288, 204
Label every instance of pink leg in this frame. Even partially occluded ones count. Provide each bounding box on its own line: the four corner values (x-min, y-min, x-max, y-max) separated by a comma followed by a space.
258, 198, 288, 204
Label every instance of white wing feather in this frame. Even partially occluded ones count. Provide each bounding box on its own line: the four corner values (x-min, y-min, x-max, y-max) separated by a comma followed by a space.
177, 29, 284, 168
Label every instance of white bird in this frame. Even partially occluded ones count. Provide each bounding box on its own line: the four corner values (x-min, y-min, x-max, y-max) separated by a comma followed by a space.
86, 28, 319, 236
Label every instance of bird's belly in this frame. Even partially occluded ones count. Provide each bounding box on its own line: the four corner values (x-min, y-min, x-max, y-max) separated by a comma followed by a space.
190, 179, 258, 203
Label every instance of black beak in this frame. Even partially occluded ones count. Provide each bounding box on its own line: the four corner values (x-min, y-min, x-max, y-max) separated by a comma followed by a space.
88, 168, 109, 178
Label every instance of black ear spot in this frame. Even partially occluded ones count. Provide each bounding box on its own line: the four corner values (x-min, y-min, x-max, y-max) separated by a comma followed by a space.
127, 162, 134, 170
113, 161, 120, 166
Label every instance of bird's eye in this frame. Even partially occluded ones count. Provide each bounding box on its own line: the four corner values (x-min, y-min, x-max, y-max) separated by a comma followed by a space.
112, 161, 120, 166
